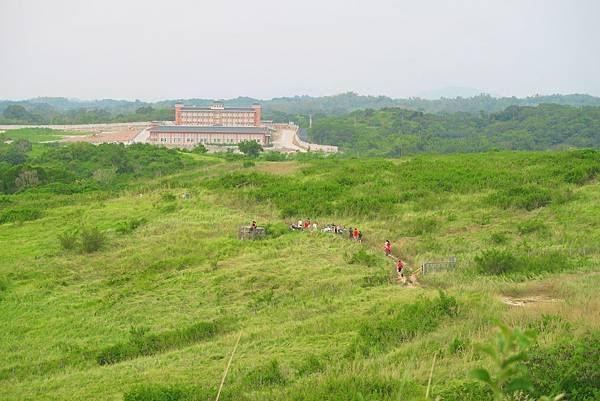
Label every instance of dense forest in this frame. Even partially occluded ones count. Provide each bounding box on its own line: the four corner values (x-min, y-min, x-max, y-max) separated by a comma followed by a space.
307, 104, 600, 155
2, 93, 600, 125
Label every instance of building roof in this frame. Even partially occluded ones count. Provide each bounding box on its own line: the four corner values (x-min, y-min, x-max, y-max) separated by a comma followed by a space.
180, 107, 257, 112
149, 125, 269, 134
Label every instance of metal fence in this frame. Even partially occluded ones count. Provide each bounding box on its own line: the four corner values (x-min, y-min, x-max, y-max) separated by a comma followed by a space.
421, 256, 457, 275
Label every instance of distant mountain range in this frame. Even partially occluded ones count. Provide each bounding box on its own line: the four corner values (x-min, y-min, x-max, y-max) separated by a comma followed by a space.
2, 92, 600, 124
417, 86, 495, 99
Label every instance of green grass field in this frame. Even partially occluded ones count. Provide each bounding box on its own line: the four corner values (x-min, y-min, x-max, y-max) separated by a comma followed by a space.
0, 151, 599, 400
1, 128, 89, 143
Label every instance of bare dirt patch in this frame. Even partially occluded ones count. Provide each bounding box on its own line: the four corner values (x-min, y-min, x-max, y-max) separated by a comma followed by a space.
501, 295, 563, 307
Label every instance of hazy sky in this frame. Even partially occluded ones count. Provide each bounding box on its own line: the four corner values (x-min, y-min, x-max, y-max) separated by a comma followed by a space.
1, 0, 599, 101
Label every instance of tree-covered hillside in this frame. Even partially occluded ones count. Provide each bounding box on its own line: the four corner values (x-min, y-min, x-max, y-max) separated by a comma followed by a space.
308, 104, 600, 155
2, 93, 600, 125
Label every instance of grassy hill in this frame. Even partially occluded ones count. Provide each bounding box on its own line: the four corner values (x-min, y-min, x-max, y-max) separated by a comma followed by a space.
1, 147, 599, 400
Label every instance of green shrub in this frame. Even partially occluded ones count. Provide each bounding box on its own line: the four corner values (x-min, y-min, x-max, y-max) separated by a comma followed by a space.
490, 232, 509, 244
161, 193, 177, 202
116, 218, 147, 234
263, 222, 288, 238
191, 144, 207, 154
350, 291, 458, 356
58, 230, 79, 251
517, 219, 547, 235
0, 208, 42, 224
475, 249, 571, 276
526, 333, 600, 401
242, 160, 255, 168
489, 184, 553, 210
563, 165, 597, 185
295, 354, 325, 377
243, 359, 287, 389
474, 249, 519, 275
345, 249, 379, 267
97, 321, 220, 365
447, 337, 469, 355
80, 227, 106, 253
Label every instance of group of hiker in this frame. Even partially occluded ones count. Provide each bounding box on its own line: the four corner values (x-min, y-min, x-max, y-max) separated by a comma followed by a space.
290, 218, 318, 231
278, 218, 410, 284
385, 239, 407, 282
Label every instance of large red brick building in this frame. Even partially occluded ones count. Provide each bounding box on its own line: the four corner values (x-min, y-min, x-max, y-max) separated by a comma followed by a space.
148, 102, 270, 148
175, 102, 261, 127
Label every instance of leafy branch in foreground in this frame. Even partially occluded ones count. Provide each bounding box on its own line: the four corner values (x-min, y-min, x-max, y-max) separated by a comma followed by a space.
470, 322, 564, 401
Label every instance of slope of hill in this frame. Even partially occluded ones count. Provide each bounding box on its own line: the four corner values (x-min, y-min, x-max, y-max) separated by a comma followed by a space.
307, 103, 600, 155
1, 143, 599, 400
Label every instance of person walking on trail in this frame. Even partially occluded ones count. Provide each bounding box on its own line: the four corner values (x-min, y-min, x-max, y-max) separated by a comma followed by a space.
358, 231, 363, 243
250, 221, 257, 231
396, 259, 404, 275
353, 228, 359, 240
349, 228, 354, 240
384, 240, 392, 256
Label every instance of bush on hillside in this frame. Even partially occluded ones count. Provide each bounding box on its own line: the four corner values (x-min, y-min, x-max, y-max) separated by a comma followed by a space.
80, 227, 106, 253
97, 321, 220, 365
263, 222, 288, 238
294, 354, 325, 377
242, 160, 255, 168
563, 165, 598, 185
475, 249, 571, 276
526, 333, 600, 401
58, 230, 79, 251
349, 291, 458, 356
488, 184, 552, 210
243, 359, 287, 389
474, 249, 519, 275
0, 207, 42, 224
116, 218, 147, 234
517, 219, 547, 235
192, 144, 207, 154
490, 232, 509, 244
238, 140, 263, 157
345, 249, 379, 267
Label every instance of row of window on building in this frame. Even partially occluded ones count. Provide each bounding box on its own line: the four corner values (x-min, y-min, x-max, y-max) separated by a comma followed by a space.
181, 118, 253, 124
157, 136, 261, 144
183, 112, 253, 118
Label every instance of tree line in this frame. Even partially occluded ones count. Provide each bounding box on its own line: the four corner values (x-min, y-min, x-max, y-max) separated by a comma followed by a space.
307, 103, 600, 155
2, 93, 600, 125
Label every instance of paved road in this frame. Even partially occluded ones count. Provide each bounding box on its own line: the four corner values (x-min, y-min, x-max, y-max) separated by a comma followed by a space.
271, 128, 305, 152
271, 127, 338, 153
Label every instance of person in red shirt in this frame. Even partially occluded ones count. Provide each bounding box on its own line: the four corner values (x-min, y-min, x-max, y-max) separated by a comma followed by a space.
384, 240, 391, 256
353, 227, 359, 240
396, 259, 405, 279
